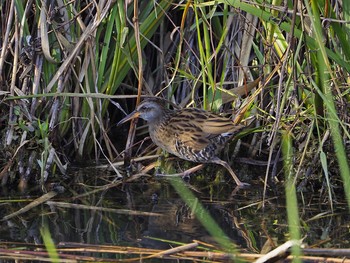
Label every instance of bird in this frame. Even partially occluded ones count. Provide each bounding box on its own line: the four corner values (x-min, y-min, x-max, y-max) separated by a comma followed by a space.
118, 98, 250, 187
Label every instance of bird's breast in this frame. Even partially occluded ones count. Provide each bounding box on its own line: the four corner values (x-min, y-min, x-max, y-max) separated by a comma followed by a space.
148, 123, 178, 156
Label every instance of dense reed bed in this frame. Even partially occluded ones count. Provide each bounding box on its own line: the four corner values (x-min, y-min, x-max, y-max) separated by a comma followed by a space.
0, 0, 350, 261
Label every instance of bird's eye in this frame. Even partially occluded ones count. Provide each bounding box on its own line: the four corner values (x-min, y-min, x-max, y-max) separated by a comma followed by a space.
139, 105, 152, 112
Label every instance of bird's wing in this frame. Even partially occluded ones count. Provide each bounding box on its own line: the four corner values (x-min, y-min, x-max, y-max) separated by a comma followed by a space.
167, 108, 243, 151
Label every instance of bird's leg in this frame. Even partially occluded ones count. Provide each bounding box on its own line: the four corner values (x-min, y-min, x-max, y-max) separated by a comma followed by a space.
210, 157, 250, 187
156, 164, 205, 177
182, 164, 205, 177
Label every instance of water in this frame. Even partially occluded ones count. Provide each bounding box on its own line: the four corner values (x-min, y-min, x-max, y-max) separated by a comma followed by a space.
0, 166, 349, 261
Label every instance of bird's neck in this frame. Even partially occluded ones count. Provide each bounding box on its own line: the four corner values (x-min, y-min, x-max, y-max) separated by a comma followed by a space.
147, 108, 173, 129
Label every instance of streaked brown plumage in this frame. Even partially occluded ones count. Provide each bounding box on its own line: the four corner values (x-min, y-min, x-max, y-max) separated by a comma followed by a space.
118, 98, 249, 187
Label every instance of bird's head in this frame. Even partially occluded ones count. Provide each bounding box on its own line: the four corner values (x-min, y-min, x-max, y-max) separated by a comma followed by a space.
117, 98, 166, 125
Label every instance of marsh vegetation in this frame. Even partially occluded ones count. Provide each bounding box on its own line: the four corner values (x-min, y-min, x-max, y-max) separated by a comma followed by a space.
0, 0, 350, 261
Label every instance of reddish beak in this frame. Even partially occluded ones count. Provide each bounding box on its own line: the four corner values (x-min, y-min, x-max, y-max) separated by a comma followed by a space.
117, 110, 140, 126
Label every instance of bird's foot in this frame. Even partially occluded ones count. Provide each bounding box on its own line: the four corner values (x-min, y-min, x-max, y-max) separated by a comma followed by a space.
231, 182, 251, 195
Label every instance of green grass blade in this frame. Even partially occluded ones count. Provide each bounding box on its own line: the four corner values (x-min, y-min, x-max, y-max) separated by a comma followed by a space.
282, 131, 302, 263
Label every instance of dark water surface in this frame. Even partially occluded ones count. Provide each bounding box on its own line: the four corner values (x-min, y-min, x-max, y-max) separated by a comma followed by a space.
0, 166, 349, 259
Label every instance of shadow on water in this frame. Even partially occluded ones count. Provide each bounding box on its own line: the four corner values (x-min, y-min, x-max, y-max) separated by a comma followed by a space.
0, 164, 349, 260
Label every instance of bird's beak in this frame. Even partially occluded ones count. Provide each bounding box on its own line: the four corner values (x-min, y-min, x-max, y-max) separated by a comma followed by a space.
117, 110, 140, 126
